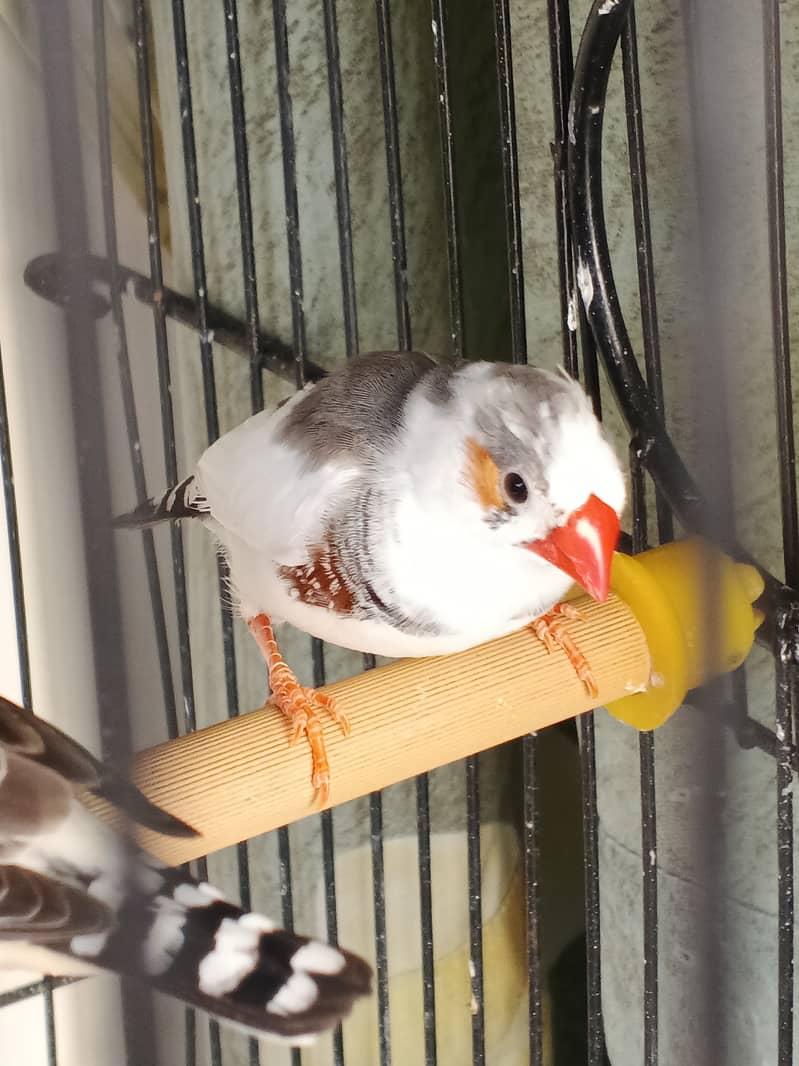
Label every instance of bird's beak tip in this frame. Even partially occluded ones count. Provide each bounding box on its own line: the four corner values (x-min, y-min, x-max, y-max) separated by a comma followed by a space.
524, 494, 620, 602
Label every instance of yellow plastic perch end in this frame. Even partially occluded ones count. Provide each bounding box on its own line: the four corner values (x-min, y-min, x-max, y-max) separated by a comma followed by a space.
606, 537, 765, 731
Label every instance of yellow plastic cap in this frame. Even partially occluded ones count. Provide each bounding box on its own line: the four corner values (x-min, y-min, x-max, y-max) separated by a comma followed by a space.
606, 537, 765, 730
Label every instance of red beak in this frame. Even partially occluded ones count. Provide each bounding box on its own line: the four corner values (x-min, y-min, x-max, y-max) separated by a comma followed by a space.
524, 494, 620, 602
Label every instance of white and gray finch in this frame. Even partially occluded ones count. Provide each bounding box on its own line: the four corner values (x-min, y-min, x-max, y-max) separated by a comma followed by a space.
121, 351, 626, 801
0, 697, 371, 1042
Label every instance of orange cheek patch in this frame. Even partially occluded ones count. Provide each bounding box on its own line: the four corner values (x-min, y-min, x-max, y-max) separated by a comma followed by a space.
465, 437, 504, 511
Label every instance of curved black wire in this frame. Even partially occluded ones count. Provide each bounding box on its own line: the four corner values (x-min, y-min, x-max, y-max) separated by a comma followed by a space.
571, 3, 798, 1064
567, 0, 788, 645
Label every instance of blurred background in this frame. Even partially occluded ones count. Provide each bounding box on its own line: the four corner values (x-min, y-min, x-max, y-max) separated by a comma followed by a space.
0, 1, 797, 1064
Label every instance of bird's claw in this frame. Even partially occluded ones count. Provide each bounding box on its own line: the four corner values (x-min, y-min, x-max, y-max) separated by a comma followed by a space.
266, 684, 348, 805
529, 604, 598, 699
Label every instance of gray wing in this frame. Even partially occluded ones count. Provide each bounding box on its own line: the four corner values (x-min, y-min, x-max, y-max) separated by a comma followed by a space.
0, 697, 196, 839
278, 350, 461, 465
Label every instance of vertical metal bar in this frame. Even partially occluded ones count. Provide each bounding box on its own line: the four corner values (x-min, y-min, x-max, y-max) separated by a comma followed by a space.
492, 5, 549, 1065
33, 0, 132, 771
97, 0, 186, 1044
465, 756, 485, 1066
171, 2, 251, 1061
0, 353, 31, 712
170, 0, 220, 443
223, 0, 264, 414
415, 772, 437, 1066
618, 9, 666, 1061
410, 6, 473, 1061
492, 0, 526, 362
170, 0, 239, 733
323, 0, 359, 357
430, 0, 464, 358
320, 808, 345, 1066
544, 6, 607, 1050
131, 0, 197, 742
620, 7, 672, 544
679, 6, 736, 1060
762, 0, 799, 589
0, 349, 58, 1055
33, 2, 158, 1061
270, 7, 314, 1064
521, 737, 543, 1065
775, 606, 796, 1066
93, 0, 178, 741
277, 827, 302, 1066
546, 0, 579, 379
272, 0, 308, 384
631, 445, 658, 1066
374, 0, 412, 350
370, 3, 418, 1059
307, 639, 344, 1066
371, 792, 392, 1066
579, 710, 605, 1066
639, 729, 658, 1065
761, 4, 796, 1056
220, 11, 266, 1061
131, 3, 200, 1059
319, 11, 357, 1060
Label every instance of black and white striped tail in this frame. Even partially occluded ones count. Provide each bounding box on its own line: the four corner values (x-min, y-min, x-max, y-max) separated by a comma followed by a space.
0, 696, 371, 1045
115, 476, 210, 528
76, 868, 372, 1043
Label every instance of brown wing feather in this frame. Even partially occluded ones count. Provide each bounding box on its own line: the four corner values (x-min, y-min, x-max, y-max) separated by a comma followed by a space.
0, 696, 101, 787
0, 697, 197, 839
0, 747, 73, 841
0, 865, 111, 943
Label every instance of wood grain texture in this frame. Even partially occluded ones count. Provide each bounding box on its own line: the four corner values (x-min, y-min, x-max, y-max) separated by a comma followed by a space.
86, 591, 650, 864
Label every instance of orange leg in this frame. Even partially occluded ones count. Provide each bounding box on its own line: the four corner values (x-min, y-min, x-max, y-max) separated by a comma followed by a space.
248, 613, 349, 805
529, 603, 599, 699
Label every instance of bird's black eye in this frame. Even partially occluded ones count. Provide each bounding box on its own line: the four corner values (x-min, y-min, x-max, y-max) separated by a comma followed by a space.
504, 472, 528, 504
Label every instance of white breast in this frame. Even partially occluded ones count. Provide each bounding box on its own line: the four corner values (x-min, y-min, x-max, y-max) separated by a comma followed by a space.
212, 508, 572, 659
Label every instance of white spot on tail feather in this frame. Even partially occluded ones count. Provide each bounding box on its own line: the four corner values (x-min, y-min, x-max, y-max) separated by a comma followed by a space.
73, 868, 128, 956
267, 972, 319, 1017
290, 941, 346, 975
173, 881, 225, 908
71, 929, 111, 958
143, 899, 187, 975
198, 913, 277, 996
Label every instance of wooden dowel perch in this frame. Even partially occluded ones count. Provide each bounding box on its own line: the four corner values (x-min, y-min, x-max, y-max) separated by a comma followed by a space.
89, 591, 650, 865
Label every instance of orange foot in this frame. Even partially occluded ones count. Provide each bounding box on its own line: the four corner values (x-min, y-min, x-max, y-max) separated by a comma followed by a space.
248, 613, 349, 806
268, 682, 349, 806
529, 603, 598, 699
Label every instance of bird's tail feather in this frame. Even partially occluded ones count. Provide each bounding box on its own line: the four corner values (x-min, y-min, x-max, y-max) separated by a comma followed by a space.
114, 476, 210, 528
71, 867, 372, 1043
